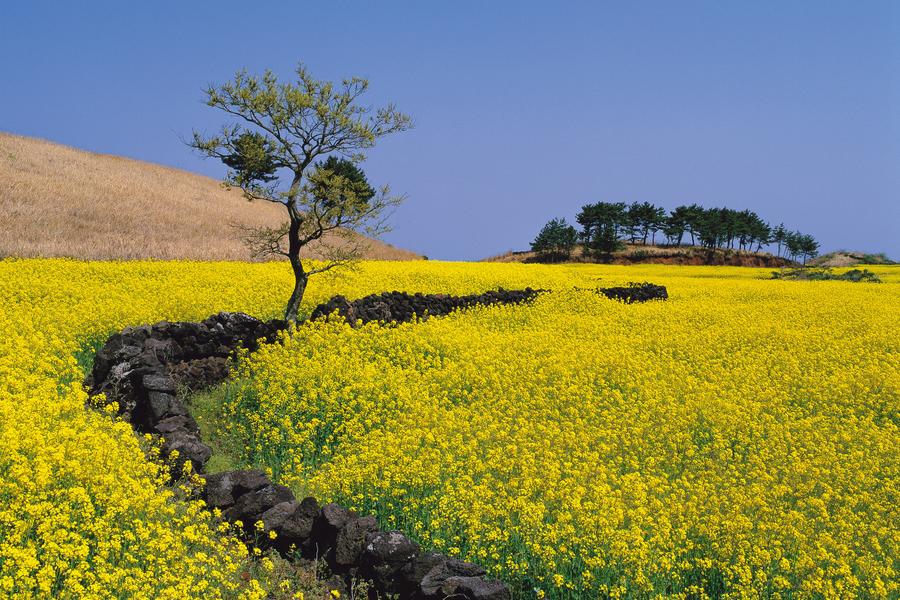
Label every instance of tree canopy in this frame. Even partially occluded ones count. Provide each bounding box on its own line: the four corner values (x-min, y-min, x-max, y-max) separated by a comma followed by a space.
190, 64, 412, 320
564, 201, 817, 263
531, 218, 578, 259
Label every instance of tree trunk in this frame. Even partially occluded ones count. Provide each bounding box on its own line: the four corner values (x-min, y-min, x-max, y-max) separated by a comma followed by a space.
284, 267, 308, 322
284, 201, 307, 322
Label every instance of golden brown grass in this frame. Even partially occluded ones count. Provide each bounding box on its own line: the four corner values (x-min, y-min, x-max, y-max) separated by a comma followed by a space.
0, 132, 421, 261
810, 251, 895, 267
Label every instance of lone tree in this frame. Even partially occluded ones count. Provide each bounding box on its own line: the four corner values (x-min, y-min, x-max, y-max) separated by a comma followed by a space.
190, 64, 412, 321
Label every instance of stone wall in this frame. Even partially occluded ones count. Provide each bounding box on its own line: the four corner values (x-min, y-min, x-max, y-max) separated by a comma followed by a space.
87, 312, 288, 474
596, 282, 668, 303
310, 288, 542, 326
87, 290, 546, 599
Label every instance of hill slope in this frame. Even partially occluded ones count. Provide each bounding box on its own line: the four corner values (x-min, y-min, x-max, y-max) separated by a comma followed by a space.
485, 243, 793, 267
809, 251, 894, 267
0, 132, 420, 261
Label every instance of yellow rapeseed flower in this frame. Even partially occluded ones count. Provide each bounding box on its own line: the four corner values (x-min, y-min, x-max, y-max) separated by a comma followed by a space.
2, 258, 897, 598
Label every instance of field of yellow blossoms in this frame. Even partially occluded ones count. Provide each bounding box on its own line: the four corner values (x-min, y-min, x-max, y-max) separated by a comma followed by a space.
1, 258, 898, 598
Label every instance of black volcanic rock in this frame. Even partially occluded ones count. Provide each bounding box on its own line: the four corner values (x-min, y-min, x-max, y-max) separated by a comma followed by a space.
597, 282, 668, 303
87, 308, 511, 599
311, 288, 543, 326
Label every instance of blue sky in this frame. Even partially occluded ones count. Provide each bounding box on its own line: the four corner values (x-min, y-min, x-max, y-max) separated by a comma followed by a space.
2, 1, 897, 260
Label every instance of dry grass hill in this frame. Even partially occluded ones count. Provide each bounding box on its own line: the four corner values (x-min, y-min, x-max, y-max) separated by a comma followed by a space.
0, 132, 421, 261
809, 251, 894, 267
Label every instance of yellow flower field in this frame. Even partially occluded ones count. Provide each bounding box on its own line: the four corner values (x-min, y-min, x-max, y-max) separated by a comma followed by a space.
223, 264, 899, 599
0, 258, 897, 598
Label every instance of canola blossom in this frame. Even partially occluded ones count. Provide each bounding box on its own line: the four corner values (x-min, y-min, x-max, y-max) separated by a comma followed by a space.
223, 266, 900, 599
0, 258, 897, 598
0, 260, 290, 599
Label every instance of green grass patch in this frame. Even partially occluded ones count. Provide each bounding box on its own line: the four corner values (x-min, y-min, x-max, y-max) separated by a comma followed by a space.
770, 267, 882, 282
184, 382, 244, 474
74, 337, 105, 375
185, 381, 318, 502
62, 335, 107, 395
860, 252, 895, 265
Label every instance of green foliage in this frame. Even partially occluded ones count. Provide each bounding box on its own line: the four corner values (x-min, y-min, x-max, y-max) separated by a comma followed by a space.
73, 336, 106, 376
860, 253, 895, 265
842, 269, 882, 282
629, 249, 653, 261
576, 202, 625, 256
186, 383, 244, 474
221, 131, 280, 186
784, 231, 819, 265
571, 201, 816, 264
312, 156, 375, 206
309, 155, 376, 216
770, 267, 881, 282
626, 201, 667, 244
189, 63, 412, 320
664, 205, 691, 245
531, 218, 578, 259
771, 223, 787, 257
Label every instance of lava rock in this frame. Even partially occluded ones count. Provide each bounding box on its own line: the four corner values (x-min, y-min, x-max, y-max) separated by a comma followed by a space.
168, 356, 230, 390
88, 312, 289, 428
359, 530, 421, 592
310, 295, 355, 322
160, 430, 212, 473
439, 577, 511, 600
310, 503, 353, 555
397, 553, 448, 596
223, 484, 295, 526
258, 500, 301, 550
311, 288, 543, 327
142, 373, 176, 394
201, 469, 270, 510
260, 500, 299, 529
150, 391, 186, 418
334, 515, 379, 568
119, 325, 152, 343
133, 390, 187, 432
272, 496, 320, 554
144, 337, 182, 363
86, 310, 510, 598
420, 558, 487, 597
153, 414, 199, 434
597, 282, 668, 304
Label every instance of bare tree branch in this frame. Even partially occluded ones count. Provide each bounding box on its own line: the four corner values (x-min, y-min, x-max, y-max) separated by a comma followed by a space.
231, 221, 291, 258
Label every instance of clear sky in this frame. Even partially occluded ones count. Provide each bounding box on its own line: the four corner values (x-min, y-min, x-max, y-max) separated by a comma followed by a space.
2, 1, 897, 260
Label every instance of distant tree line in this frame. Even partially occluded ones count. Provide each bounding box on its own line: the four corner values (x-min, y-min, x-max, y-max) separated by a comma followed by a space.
531, 202, 819, 264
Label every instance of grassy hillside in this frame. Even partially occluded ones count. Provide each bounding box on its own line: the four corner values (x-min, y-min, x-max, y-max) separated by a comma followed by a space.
0, 132, 420, 261
485, 243, 793, 267
809, 250, 895, 267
